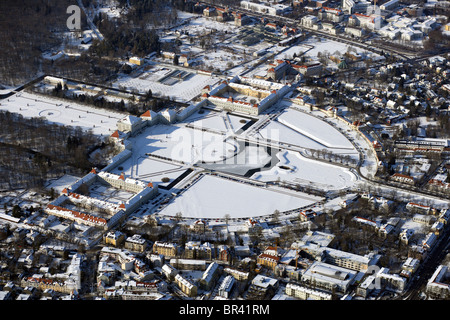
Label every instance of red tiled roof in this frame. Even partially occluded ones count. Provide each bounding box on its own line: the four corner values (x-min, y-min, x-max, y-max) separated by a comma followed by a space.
111, 130, 120, 138
141, 110, 152, 118
46, 204, 107, 225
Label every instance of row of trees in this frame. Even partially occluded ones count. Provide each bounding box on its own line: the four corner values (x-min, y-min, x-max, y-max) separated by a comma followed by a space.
49, 83, 167, 116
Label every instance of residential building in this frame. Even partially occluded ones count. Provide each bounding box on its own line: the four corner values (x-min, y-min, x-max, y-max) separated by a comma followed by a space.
124, 234, 148, 253
153, 242, 178, 258
247, 275, 279, 299
390, 173, 415, 185
377, 267, 406, 293
200, 262, 220, 290
175, 274, 197, 297
257, 246, 281, 270
162, 263, 178, 281
412, 214, 435, 226
301, 15, 319, 28
104, 231, 125, 247
380, 0, 399, 11
129, 57, 144, 66
218, 275, 235, 299
170, 259, 207, 271
301, 261, 358, 293
426, 265, 450, 299
295, 62, 323, 77
240, 1, 290, 16
400, 257, 420, 278
342, 0, 370, 14
224, 267, 249, 281
407, 202, 432, 214
399, 228, 414, 245
184, 241, 213, 260
318, 7, 344, 23
285, 283, 333, 300
356, 275, 377, 298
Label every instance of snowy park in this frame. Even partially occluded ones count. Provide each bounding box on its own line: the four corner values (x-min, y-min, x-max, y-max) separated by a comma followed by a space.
256, 105, 359, 160
0, 91, 125, 137
156, 174, 321, 219
114, 66, 220, 102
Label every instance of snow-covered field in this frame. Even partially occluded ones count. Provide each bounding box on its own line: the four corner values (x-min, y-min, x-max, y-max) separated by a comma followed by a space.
128, 123, 238, 165
114, 68, 219, 102
156, 174, 320, 219
171, 16, 238, 36
45, 174, 81, 193
0, 91, 125, 137
277, 107, 355, 149
302, 36, 383, 61
182, 109, 253, 134
251, 151, 357, 191
256, 105, 359, 160
109, 156, 185, 186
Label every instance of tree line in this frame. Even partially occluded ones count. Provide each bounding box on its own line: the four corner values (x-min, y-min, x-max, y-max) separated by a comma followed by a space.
49, 83, 167, 116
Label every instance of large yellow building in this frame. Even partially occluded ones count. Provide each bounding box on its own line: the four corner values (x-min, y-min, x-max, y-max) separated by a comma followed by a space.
153, 241, 178, 257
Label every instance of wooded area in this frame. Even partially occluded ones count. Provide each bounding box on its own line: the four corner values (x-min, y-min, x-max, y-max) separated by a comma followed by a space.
0, 110, 101, 190
0, 0, 75, 86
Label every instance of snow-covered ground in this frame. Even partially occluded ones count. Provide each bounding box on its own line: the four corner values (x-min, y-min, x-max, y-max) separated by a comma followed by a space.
109, 156, 185, 186
277, 107, 355, 149
114, 67, 220, 102
255, 104, 359, 161
251, 150, 357, 191
46, 174, 82, 193
156, 174, 321, 219
182, 109, 253, 134
302, 36, 383, 61
0, 91, 126, 137
171, 16, 238, 36
128, 123, 239, 165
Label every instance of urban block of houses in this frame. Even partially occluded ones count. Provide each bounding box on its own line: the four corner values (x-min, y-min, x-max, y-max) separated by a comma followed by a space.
21, 253, 83, 294
298, 241, 378, 272
45, 169, 158, 231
